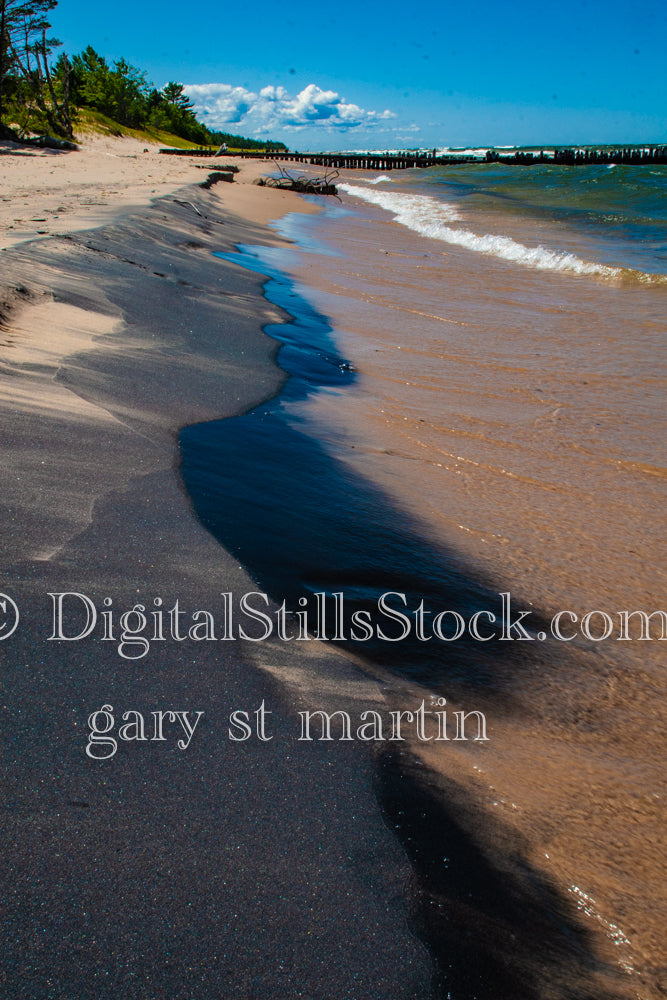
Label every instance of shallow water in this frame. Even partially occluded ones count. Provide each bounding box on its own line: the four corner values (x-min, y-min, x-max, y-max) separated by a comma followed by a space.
181, 163, 666, 997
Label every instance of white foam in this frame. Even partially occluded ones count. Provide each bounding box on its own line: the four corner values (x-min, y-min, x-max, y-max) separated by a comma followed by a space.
365, 174, 393, 185
339, 183, 623, 278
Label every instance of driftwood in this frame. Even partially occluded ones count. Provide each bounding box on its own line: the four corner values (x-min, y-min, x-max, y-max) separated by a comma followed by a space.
29, 134, 78, 151
172, 199, 203, 216
195, 164, 239, 173
258, 163, 339, 197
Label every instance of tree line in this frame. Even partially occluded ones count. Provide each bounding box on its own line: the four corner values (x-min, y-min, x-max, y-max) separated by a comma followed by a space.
0, 0, 287, 149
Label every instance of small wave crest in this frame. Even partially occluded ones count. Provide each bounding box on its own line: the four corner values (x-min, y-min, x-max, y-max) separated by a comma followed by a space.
339, 183, 662, 281
365, 174, 394, 185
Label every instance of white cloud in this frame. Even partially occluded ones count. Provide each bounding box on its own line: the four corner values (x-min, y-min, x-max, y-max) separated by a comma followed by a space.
183, 81, 396, 134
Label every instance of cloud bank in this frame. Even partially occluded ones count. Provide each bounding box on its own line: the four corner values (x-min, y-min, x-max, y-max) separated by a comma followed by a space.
183, 82, 396, 135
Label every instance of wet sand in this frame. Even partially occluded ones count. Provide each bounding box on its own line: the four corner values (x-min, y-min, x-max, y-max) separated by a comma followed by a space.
216, 176, 666, 999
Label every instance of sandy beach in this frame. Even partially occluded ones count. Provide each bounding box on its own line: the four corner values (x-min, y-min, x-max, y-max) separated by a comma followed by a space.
0, 139, 433, 998
1, 136, 664, 1000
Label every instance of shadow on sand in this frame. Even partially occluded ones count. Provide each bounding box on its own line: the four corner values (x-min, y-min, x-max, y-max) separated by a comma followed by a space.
179, 246, 622, 1000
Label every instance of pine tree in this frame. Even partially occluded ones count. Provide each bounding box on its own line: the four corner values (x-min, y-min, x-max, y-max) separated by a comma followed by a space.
0, 0, 71, 136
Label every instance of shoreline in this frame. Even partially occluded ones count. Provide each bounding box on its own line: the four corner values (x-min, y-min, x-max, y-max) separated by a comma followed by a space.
2, 138, 662, 998
208, 176, 664, 998
175, 196, 645, 999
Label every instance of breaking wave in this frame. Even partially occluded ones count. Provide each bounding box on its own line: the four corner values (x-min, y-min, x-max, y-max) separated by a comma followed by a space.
339, 183, 663, 281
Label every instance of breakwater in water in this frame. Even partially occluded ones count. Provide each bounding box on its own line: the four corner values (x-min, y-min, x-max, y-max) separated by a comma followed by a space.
160, 144, 667, 169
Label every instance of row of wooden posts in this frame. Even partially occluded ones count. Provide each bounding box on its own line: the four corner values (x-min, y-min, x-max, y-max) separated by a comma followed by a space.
159, 147, 667, 169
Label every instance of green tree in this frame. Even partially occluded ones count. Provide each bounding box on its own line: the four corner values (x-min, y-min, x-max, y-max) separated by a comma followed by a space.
69, 46, 149, 128
162, 80, 191, 110
0, 0, 71, 136
153, 80, 210, 143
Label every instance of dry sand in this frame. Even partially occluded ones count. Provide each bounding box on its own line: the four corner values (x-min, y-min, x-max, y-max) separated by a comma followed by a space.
0, 133, 317, 246
0, 137, 433, 998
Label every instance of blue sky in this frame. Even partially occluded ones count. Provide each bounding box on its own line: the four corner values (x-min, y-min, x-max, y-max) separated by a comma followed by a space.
53, 0, 665, 149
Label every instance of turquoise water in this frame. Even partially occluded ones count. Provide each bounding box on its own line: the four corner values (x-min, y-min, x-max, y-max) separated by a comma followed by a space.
340, 163, 667, 276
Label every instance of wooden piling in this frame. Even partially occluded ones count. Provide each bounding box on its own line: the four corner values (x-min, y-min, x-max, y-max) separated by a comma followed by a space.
158, 146, 667, 169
